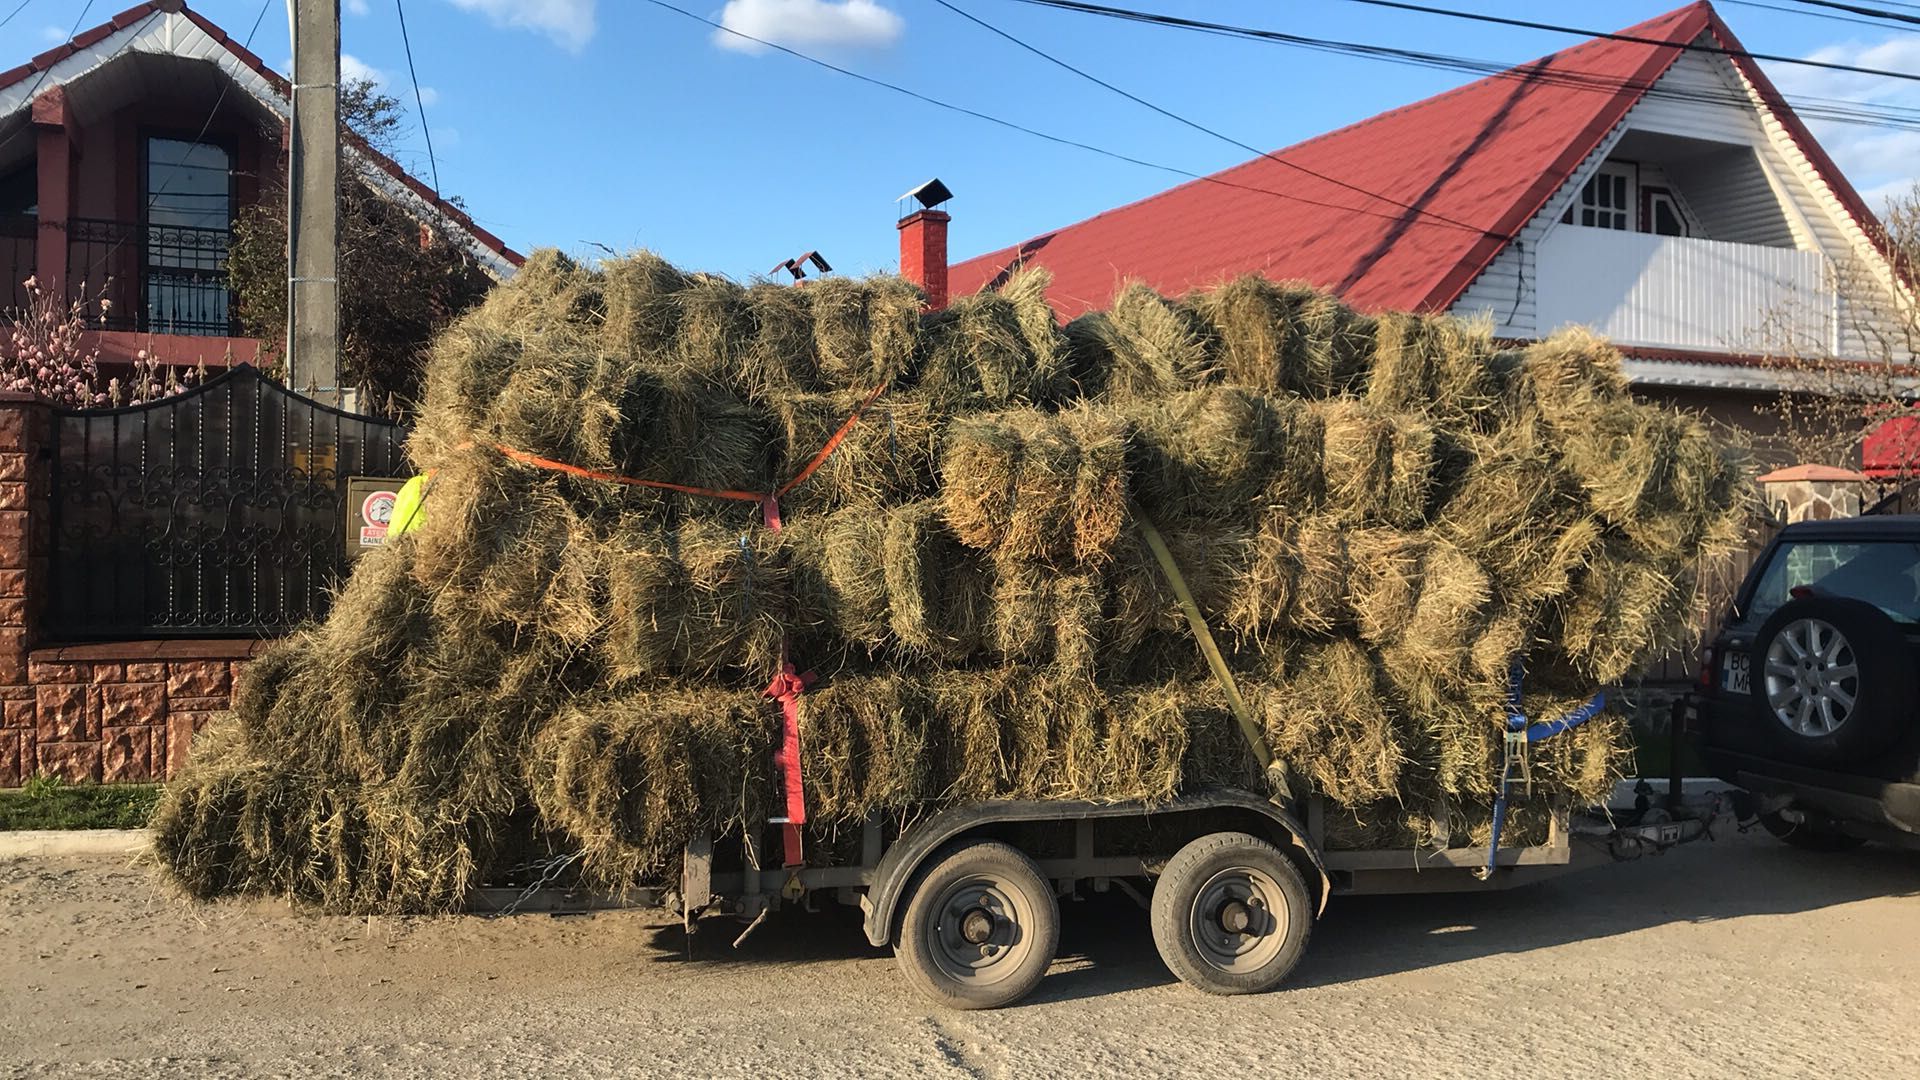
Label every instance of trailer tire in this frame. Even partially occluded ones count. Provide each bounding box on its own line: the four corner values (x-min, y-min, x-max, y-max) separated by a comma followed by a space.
892, 840, 1059, 1010
1150, 832, 1312, 996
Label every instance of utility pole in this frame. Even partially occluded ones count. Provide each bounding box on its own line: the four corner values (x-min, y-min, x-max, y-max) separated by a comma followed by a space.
286, 0, 342, 407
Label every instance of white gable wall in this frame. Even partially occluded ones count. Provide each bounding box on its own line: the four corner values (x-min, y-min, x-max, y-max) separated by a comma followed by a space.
1450, 45, 1907, 371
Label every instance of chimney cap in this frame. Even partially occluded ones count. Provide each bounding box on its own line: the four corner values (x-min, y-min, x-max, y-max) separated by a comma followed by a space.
772, 251, 833, 281
899, 177, 953, 211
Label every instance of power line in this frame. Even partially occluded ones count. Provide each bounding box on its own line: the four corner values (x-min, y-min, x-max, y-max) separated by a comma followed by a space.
931, 0, 1499, 237
1330, 0, 1920, 82
1786, 0, 1920, 27
638, 0, 1495, 234
0, 0, 37, 33
1008, 1, 1920, 132
1724, 0, 1916, 30
393, 0, 440, 195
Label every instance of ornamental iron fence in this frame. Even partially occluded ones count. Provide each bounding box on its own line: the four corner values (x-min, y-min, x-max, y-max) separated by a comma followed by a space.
47, 366, 407, 638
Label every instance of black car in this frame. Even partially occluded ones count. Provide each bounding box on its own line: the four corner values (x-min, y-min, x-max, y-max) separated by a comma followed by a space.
1691, 514, 1920, 850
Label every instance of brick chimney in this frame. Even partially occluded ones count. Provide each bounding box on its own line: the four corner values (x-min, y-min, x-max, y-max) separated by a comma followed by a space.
897, 179, 954, 311
898, 209, 950, 311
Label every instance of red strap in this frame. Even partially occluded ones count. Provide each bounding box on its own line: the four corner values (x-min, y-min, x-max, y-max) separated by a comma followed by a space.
489, 443, 767, 503
773, 382, 889, 499
764, 654, 815, 869
472, 381, 888, 507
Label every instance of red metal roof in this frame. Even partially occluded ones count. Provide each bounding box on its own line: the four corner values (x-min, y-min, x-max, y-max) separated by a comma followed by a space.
948, 2, 1883, 320
1864, 415, 1920, 480
2, 1, 524, 270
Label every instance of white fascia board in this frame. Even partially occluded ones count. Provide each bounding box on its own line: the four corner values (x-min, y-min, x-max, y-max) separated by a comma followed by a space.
1621, 357, 1797, 393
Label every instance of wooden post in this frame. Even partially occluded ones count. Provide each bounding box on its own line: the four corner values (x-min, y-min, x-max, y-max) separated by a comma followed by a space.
286, 0, 342, 406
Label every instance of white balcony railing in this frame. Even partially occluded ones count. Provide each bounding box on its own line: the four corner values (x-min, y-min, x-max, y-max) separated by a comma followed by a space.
1535, 225, 1834, 354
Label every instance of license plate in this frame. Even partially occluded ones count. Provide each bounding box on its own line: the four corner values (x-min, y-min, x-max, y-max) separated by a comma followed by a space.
1722, 650, 1751, 695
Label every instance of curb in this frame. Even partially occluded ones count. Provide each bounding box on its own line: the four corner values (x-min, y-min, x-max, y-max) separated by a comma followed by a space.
0, 828, 150, 857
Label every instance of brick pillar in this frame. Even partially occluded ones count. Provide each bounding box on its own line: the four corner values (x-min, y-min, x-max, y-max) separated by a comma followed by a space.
0, 394, 50, 784
31, 87, 74, 300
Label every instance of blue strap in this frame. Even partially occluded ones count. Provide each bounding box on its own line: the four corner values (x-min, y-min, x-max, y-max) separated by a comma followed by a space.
1483, 662, 1606, 878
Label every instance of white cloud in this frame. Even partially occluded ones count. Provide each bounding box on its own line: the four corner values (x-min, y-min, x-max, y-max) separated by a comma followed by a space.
341, 53, 439, 108
346, 0, 371, 15
39, 25, 66, 44
1768, 35, 1920, 215
444, 0, 596, 52
714, 0, 903, 54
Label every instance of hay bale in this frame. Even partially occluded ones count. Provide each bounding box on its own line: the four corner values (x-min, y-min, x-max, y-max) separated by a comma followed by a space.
1130, 387, 1319, 524
1347, 530, 1492, 683
671, 275, 754, 385
529, 688, 774, 887
1260, 638, 1406, 805
1086, 282, 1215, 401
798, 673, 934, 821
774, 390, 940, 512
1368, 309, 1497, 417
740, 282, 822, 397
600, 252, 690, 363
1106, 525, 1256, 653
786, 509, 891, 651
1000, 266, 1069, 390
1194, 276, 1373, 396
1432, 420, 1592, 603
1516, 327, 1629, 423
1551, 540, 1697, 685
808, 275, 924, 389
916, 291, 1056, 409
884, 500, 991, 662
988, 559, 1104, 673
939, 407, 1129, 564
1316, 401, 1439, 527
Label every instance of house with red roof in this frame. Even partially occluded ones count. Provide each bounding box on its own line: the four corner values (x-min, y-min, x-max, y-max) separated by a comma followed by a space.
0, 0, 521, 370
921, 1, 1911, 443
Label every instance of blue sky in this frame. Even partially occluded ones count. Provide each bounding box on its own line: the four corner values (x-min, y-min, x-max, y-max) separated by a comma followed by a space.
22, 1, 1920, 278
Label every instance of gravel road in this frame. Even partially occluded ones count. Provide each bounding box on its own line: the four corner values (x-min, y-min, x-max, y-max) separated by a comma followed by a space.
3, 827, 1917, 1079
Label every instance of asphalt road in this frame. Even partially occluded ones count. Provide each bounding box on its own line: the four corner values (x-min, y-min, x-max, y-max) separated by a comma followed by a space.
3, 826, 1917, 1079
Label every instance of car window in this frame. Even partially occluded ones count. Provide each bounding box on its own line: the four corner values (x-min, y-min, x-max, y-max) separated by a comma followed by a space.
1744, 540, 1920, 626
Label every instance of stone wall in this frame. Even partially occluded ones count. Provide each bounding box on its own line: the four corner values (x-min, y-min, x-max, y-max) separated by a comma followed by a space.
0, 394, 260, 786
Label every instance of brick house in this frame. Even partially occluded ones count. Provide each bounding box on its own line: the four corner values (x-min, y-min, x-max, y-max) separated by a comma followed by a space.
0, 2, 520, 786
0, 0, 521, 368
928, 1, 1913, 451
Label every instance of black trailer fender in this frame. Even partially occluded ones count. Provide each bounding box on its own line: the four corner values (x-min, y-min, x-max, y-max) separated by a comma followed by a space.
861, 788, 1327, 947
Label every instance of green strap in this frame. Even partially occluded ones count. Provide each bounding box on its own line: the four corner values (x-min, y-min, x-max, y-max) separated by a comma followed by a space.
1136, 514, 1292, 792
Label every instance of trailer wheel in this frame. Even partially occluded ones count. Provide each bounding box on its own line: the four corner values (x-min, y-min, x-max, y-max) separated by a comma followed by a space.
893, 840, 1059, 1010
1150, 832, 1312, 996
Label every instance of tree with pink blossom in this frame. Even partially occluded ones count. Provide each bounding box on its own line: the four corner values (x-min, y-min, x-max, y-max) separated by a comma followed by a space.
2, 277, 200, 407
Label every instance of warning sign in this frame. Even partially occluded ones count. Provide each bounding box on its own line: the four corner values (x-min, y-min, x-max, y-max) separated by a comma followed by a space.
346, 477, 408, 558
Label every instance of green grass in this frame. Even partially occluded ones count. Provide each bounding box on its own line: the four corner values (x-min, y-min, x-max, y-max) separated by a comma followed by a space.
0, 777, 160, 830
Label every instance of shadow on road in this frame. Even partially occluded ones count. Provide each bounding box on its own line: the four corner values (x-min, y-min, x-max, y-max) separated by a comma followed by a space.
641, 831, 1917, 1005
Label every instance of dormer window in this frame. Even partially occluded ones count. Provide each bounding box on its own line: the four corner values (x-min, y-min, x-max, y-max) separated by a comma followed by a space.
1574, 162, 1635, 231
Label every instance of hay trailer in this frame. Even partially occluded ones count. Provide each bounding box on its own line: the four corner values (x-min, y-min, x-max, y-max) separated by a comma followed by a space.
665, 784, 1720, 1009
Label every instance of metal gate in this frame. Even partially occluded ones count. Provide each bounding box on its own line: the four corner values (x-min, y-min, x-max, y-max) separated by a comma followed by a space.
47, 366, 408, 639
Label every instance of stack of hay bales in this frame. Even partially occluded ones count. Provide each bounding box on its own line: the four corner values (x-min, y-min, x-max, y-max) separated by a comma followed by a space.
152, 251, 1749, 913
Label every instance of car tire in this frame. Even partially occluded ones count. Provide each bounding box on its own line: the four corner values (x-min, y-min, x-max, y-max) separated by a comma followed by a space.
1747, 597, 1915, 767
1758, 810, 1868, 852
